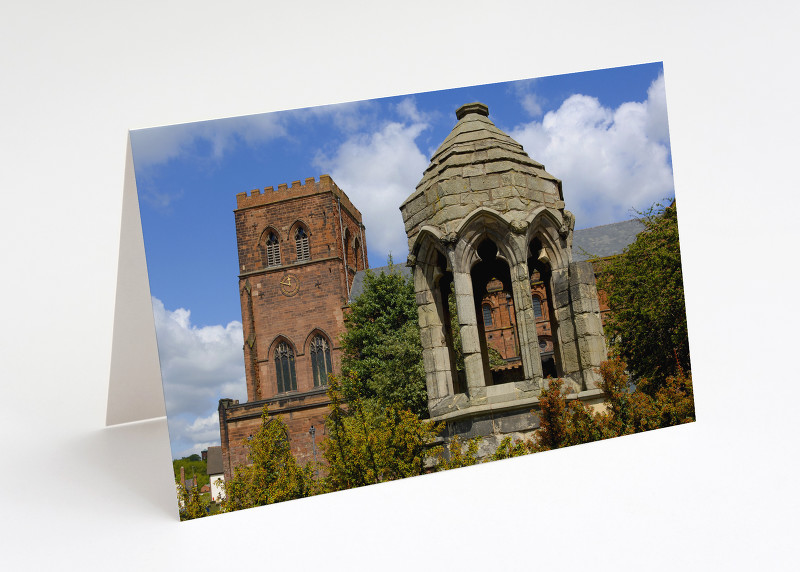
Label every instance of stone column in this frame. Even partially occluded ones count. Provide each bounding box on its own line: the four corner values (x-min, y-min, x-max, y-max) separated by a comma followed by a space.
568, 260, 606, 390
551, 266, 582, 385
509, 260, 543, 384
414, 262, 454, 407
450, 266, 487, 393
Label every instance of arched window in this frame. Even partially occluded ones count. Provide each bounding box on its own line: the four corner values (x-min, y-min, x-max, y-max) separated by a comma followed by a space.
310, 335, 333, 387
532, 296, 543, 318
354, 238, 361, 270
482, 304, 493, 327
274, 341, 296, 393
295, 227, 309, 261
266, 232, 281, 267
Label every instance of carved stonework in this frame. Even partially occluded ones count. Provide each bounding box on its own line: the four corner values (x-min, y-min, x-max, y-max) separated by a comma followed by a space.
398, 102, 607, 450
510, 220, 528, 234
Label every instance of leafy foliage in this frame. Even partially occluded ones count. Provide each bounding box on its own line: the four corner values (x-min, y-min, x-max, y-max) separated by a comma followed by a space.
529, 357, 694, 451
597, 201, 690, 386
321, 373, 443, 491
172, 457, 209, 488
340, 265, 428, 416
434, 436, 482, 470
177, 482, 209, 521
220, 408, 313, 513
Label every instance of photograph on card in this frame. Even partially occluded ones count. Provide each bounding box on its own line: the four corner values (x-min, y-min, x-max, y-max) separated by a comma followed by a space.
130, 61, 693, 520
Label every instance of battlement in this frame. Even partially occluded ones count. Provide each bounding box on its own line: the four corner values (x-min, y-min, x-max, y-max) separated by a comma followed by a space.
235, 174, 362, 222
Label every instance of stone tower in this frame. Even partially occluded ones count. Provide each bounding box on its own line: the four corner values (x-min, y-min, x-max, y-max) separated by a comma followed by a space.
400, 103, 606, 449
218, 175, 368, 478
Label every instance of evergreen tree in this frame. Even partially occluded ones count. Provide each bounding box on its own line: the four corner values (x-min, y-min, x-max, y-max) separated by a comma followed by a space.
340, 264, 428, 416
597, 201, 690, 388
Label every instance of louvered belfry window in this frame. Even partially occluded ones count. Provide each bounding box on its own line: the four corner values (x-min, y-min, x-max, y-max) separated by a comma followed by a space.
275, 341, 297, 393
266, 232, 281, 267
310, 335, 332, 387
295, 227, 310, 261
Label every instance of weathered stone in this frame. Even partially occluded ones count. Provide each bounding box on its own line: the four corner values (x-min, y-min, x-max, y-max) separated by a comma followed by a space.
462, 164, 485, 178
569, 260, 597, 287
495, 410, 540, 434
469, 173, 501, 192
447, 416, 494, 440
416, 290, 432, 305
460, 325, 480, 354
578, 335, 607, 368
575, 313, 603, 338
560, 340, 580, 373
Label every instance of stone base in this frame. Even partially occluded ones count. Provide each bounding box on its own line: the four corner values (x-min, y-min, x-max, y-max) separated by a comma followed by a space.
432, 387, 605, 460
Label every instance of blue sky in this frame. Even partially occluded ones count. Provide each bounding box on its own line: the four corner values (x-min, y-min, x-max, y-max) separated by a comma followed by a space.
130, 62, 674, 458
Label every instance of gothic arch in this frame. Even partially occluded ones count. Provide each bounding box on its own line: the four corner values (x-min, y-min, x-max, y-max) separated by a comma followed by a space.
290, 220, 311, 262
268, 336, 298, 394
454, 208, 525, 271
305, 329, 334, 387
525, 207, 571, 271
302, 327, 336, 351
258, 226, 282, 268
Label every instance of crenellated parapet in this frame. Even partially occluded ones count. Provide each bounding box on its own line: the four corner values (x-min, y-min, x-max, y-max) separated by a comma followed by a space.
236, 174, 362, 223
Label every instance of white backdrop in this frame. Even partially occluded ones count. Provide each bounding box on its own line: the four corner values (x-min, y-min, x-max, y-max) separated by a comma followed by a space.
1, 1, 798, 570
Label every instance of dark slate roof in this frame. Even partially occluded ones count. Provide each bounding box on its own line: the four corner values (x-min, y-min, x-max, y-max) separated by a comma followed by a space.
206, 445, 224, 476
349, 219, 644, 301
571, 219, 645, 262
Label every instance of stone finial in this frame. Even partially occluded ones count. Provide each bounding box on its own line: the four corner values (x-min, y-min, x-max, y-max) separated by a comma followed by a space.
455, 102, 489, 120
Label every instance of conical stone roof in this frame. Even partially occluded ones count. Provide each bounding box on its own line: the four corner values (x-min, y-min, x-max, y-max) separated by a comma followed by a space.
400, 102, 566, 241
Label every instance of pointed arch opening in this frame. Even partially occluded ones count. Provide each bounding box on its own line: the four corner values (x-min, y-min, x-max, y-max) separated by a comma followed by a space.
471, 238, 523, 385
309, 333, 333, 387
273, 339, 297, 393
263, 230, 281, 267
528, 237, 561, 379
295, 225, 310, 262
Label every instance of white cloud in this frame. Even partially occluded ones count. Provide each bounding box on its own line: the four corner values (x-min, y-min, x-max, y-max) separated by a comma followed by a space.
131, 113, 287, 170
510, 78, 545, 117
510, 73, 674, 227
288, 100, 377, 134
151, 297, 247, 457
520, 94, 543, 117
313, 120, 430, 263
395, 97, 436, 124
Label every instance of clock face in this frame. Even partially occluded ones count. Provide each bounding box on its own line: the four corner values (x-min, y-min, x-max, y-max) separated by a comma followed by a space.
279, 273, 300, 296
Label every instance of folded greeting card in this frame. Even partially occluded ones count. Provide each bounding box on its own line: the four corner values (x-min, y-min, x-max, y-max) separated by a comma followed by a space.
111, 62, 693, 520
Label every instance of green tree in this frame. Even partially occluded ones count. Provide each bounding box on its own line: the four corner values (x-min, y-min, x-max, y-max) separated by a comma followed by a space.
172, 457, 209, 488
321, 373, 443, 491
597, 201, 690, 387
220, 408, 313, 512
177, 481, 209, 521
340, 264, 428, 416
